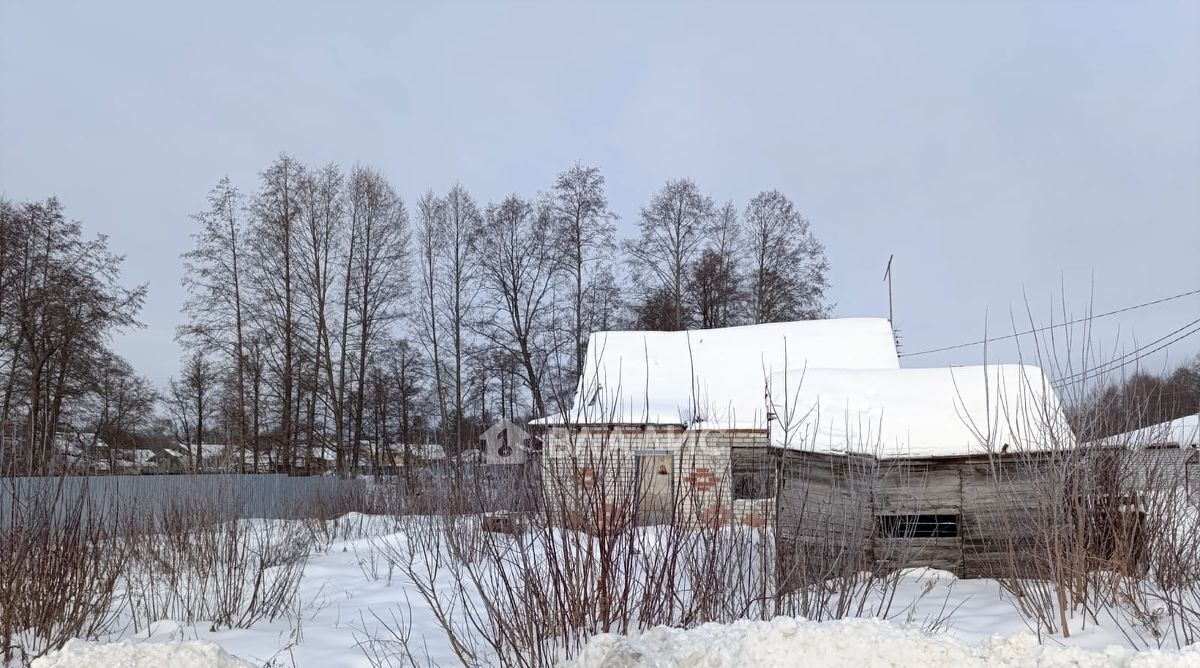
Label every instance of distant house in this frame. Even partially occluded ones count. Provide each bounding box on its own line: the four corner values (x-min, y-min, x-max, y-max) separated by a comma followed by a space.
1093, 414, 1199, 496
293, 446, 338, 474
391, 443, 447, 467
1098, 414, 1199, 449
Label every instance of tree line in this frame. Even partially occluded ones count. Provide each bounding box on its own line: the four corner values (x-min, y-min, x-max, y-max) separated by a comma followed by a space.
1072, 356, 1200, 439
167, 156, 831, 475
0, 198, 152, 475
5, 158, 1198, 478
0, 157, 832, 475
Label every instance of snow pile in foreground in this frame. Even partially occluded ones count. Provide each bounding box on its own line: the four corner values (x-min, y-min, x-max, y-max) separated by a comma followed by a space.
563, 617, 1200, 668
32, 639, 253, 668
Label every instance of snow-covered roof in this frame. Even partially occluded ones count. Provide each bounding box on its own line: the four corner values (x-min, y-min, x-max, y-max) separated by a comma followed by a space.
1096, 415, 1200, 448
537, 318, 899, 427
386, 443, 447, 460
53, 431, 107, 455
769, 364, 1074, 459
177, 443, 228, 461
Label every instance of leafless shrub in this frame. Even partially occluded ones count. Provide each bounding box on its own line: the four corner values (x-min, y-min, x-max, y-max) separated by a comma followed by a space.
968, 296, 1200, 648
0, 477, 133, 665
123, 492, 314, 633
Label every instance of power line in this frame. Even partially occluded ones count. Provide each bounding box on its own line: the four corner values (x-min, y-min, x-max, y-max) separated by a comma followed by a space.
1053, 316, 1200, 384
898, 287, 1200, 358
1053, 317, 1200, 388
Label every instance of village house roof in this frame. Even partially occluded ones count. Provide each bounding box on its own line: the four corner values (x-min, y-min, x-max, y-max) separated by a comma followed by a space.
768, 364, 1075, 459
1095, 414, 1200, 449
534, 318, 900, 427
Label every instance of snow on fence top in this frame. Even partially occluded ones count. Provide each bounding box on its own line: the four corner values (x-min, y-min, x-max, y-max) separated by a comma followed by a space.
769, 364, 1074, 458
1095, 414, 1200, 448
537, 318, 899, 427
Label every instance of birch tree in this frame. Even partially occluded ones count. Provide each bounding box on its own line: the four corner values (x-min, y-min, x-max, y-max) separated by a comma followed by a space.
180, 177, 251, 470
296, 164, 345, 469
544, 164, 617, 384
743, 190, 830, 323
687, 200, 743, 328
0, 198, 144, 474
439, 184, 482, 452
625, 179, 714, 330
346, 166, 409, 473
475, 195, 559, 416
414, 191, 449, 430
248, 154, 305, 471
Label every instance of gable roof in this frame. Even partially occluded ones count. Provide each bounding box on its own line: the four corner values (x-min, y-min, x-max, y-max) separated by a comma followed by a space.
538, 318, 899, 427
768, 364, 1075, 459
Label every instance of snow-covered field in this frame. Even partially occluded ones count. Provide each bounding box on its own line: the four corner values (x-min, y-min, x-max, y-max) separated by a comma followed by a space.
19, 513, 1200, 667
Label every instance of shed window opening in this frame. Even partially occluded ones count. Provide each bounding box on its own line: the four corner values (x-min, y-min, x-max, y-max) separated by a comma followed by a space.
732, 449, 776, 500
875, 514, 959, 539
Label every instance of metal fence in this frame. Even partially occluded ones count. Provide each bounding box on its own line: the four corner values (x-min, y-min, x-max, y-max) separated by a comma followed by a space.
0, 474, 367, 528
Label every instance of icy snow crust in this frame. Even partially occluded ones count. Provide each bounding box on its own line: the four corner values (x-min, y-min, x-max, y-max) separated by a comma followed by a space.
770, 364, 1074, 458
32, 638, 253, 668
545, 318, 901, 427
565, 617, 1200, 668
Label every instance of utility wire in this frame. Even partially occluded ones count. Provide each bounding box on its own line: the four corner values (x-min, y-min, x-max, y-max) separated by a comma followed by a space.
899, 287, 1200, 358
1053, 316, 1200, 384
1052, 317, 1200, 388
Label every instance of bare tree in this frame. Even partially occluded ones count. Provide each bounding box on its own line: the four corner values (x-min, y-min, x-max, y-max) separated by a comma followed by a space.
248, 154, 306, 472
346, 166, 410, 474
80, 351, 157, 470
439, 185, 483, 453
687, 201, 743, 328
544, 164, 618, 385
475, 195, 559, 416
0, 198, 145, 474
168, 351, 214, 470
383, 338, 426, 485
295, 163, 345, 471
687, 250, 741, 329
180, 177, 251, 471
415, 191, 450, 431
625, 179, 714, 330
743, 190, 829, 323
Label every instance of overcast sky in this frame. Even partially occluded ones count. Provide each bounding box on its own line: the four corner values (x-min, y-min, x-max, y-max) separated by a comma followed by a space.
2, 1, 1198, 388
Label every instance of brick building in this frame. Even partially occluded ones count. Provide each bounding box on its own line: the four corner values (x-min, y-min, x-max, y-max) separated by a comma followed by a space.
532, 318, 900, 527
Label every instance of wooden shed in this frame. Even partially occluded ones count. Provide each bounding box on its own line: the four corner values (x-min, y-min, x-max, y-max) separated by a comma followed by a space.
770, 365, 1094, 581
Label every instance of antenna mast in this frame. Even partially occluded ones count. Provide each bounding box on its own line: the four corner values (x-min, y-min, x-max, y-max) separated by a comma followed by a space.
883, 254, 894, 324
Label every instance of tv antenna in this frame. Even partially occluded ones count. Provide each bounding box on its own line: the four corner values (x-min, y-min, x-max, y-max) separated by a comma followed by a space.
883, 254, 894, 324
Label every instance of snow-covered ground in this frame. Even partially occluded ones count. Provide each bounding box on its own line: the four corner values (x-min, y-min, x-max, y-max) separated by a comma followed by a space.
24, 514, 1200, 667
33, 640, 252, 668
565, 617, 1200, 668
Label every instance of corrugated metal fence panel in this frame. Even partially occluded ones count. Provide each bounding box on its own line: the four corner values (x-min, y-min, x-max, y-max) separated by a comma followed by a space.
0, 474, 366, 528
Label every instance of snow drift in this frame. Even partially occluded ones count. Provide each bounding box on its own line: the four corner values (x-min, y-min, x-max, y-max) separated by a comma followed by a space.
32, 639, 253, 668
564, 617, 1200, 668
